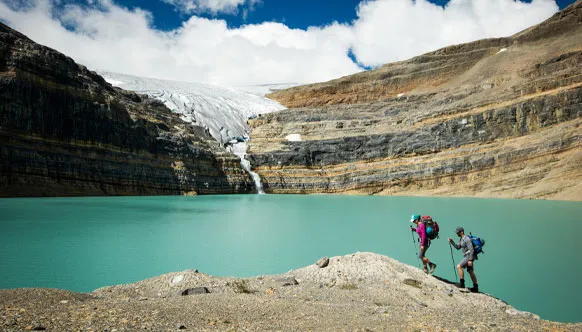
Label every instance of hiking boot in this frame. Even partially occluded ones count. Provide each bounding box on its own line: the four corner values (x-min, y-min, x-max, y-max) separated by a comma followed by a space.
429, 263, 437, 274
423, 267, 429, 274
469, 285, 479, 293
457, 281, 465, 289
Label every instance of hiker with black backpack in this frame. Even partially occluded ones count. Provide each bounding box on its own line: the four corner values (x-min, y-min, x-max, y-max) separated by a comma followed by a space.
448, 226, 479, 293
410, 214, 437, 274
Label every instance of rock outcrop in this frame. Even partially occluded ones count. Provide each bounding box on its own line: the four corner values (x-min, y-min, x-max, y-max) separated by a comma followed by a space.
0, 23, 253, 197
250, 1, 582, 200
1, 252, 579, 331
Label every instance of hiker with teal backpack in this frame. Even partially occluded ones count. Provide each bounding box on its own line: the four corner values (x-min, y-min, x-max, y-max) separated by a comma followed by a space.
409, 214, 438, 274
448, 226, 483, 293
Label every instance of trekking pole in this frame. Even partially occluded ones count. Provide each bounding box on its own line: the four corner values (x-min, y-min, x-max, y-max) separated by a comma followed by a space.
449, 242, 458, 282
410, 229, 421, 268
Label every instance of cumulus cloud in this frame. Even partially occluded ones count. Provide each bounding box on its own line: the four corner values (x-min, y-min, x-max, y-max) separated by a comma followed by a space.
161, 0, 260, 15
351, 0, 559, 66
0, 0, 559, 86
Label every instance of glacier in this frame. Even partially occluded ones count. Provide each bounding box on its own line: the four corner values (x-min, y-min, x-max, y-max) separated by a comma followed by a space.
99, 71, 287, 144
99, 71, 291, 194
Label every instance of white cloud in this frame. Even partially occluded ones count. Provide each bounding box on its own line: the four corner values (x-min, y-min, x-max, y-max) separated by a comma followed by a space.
161, 0, 260, 15
0, 0, 559, 86
351, 0, 559, 66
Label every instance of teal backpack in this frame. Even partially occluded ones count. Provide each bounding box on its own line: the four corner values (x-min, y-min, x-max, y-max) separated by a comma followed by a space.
469, 233, 485, 255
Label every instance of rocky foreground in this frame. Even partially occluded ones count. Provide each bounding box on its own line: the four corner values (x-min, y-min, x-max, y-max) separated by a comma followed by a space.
1, 253, 579, 331
250, 1, 582, 200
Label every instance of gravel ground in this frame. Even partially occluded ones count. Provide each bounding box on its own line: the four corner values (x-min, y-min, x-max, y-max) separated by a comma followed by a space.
1, 253, 579, 331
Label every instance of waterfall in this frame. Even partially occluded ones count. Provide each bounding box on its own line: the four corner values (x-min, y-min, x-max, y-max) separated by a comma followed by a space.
231, 142, 265, 195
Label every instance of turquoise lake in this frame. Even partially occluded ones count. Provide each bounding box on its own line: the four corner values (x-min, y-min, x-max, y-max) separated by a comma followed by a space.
0, 195, 580, 322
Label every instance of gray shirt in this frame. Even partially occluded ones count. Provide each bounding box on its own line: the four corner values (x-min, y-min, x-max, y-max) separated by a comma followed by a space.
451, 235, 475, 260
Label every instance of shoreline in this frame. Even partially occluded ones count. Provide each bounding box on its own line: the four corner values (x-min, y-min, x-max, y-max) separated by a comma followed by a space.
1, 193, 580, 203
1, 252, 580, 331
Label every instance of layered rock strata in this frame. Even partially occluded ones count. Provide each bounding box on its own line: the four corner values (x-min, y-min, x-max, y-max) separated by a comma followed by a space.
250, 1, 582, 200
0, 23, 253, 197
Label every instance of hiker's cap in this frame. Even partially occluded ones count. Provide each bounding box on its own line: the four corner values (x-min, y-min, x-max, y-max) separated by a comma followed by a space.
455, 226, 464, 234
410, 214, 420, 222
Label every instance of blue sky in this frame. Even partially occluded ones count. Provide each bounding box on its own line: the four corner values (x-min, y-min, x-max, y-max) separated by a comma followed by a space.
0, 0, 572, 85
107, 0, 577, 30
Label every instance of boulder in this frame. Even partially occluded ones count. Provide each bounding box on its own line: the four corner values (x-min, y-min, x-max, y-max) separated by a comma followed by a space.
277, 277, 299, 286
316, 257, 330, 268
402, 279, 423, 289
180, 287, 210, 296
170, 275, 184, 286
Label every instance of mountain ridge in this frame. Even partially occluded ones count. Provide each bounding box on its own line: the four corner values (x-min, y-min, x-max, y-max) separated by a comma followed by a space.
0, 22, 254, 197
267, 0, 582, 108
249, 2, 582, 200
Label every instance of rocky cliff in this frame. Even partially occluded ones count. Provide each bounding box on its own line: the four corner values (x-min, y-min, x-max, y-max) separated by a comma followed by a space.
0, 23, 253, 197
250, 1, 582, 200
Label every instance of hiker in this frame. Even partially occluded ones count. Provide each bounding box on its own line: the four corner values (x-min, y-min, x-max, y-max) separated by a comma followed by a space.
448, 226, 479, 292
410, 214, 437, 274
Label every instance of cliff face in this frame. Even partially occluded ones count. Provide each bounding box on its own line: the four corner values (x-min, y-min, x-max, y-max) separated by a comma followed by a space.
250, 1, 582, 200
0, 23, 252, 197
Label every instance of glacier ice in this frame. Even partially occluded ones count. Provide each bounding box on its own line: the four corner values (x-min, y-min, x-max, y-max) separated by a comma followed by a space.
99, 71, 287, 144
99, 71, 287, 194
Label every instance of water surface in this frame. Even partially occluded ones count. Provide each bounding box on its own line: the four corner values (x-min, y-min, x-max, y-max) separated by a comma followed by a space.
0, 195, 580, 322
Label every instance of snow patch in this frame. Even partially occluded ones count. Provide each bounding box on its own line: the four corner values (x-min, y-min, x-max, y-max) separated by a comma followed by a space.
285, 134, 302, 142
240, 83, 302, 97
103, 77, 125, 86
496, 48, 507, 54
